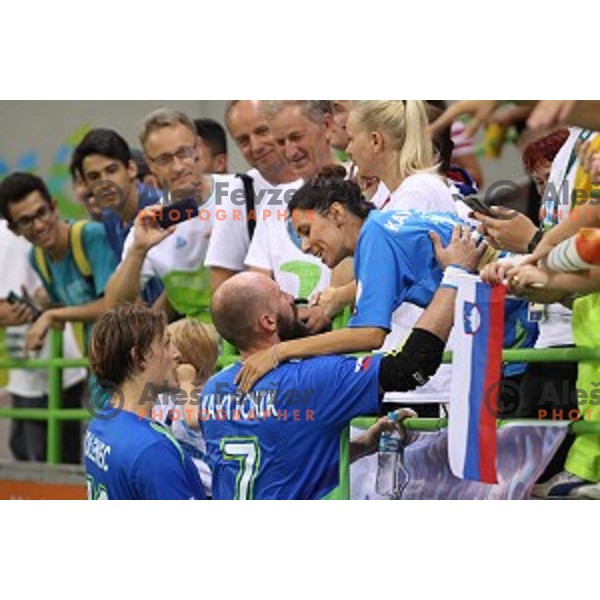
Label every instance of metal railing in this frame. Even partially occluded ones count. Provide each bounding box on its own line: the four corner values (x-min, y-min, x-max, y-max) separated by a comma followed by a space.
2, 328, 600, 467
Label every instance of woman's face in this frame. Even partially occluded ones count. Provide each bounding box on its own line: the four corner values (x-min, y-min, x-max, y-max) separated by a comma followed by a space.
346, 112, 380, 178
291, 207, 348, 268
530, 159, 552, 197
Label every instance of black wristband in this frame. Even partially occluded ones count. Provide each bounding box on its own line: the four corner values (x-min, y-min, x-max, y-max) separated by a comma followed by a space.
527, 229, 544, 254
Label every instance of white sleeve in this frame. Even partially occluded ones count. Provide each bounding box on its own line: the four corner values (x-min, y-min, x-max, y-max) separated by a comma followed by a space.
204, 185, 251, 271
244, 218, 273, 271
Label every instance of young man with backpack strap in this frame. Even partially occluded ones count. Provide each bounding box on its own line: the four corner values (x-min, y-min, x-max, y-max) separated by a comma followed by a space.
0, 172, 117, 353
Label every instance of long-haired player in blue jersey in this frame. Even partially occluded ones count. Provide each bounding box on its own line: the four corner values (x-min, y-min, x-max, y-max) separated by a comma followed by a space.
84, 304, 206, 500
235, 172, 489, 392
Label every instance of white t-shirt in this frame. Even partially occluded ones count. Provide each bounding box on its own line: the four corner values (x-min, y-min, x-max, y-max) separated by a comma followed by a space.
535, 128, 583, 348
123, 174, 227, 279
387, 172, 456, 213
204, 169, 302, 273
245, 209, 331, 299
381, 172, 458, 404
244, 173, 330, 299
0, 221, 86, 397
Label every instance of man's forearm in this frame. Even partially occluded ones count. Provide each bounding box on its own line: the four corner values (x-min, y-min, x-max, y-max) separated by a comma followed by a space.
539, 214, 600, 253
414, 286, 457, 341
48, 298, 107, 324
105, 247, 146, 308
546, 269, 600, 295
152, 291, 176, 320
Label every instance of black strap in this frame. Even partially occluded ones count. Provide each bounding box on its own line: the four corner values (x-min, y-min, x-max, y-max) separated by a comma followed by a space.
236, 173, 256, 240
527, 228, 544, 254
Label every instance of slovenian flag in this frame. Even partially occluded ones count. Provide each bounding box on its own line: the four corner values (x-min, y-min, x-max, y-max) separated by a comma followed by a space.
448, 274, 506, 484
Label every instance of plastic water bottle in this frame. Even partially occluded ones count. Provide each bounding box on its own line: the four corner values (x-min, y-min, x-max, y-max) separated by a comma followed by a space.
375, 412, 402, 498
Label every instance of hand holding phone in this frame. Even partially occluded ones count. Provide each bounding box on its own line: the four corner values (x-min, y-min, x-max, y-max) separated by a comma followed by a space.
7, 290, 42, 321
157, 197, 199, 229
461, 195, 499, 218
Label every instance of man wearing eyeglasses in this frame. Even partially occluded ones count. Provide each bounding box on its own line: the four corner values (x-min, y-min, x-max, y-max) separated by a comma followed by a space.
0, 217, 88, 463
105, 108, 247, 322
0, 172, 117, 353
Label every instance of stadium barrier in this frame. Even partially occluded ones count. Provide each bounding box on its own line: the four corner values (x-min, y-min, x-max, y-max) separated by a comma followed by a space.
1, 327, 600, 498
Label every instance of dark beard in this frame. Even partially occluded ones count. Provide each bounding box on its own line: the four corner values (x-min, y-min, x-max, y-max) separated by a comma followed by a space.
277, 304, 311, 341
278, 317, 311, 341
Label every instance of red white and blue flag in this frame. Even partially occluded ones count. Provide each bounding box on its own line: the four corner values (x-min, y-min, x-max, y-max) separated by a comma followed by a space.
448, 275, 506, 484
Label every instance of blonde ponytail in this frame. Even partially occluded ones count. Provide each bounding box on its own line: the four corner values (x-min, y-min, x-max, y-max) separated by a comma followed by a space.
351, 100, 436, 181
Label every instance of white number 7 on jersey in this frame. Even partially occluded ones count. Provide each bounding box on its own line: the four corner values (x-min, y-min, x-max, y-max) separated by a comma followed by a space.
220, 437, 261, 500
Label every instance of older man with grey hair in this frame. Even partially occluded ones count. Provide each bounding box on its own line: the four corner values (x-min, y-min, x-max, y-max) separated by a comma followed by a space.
262, 100, 338, 181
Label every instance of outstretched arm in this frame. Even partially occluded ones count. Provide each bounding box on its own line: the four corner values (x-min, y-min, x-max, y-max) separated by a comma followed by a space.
105, 206, 174, 308
235, 226, 485, 392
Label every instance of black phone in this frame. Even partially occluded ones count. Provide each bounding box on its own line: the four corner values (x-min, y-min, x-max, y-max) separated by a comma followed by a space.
461, 195, 498, 218
157, 197, 199, 229
7, 291, 42, 320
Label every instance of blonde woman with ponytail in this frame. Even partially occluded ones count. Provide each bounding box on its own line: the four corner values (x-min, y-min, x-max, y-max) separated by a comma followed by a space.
347, 100, 457, 213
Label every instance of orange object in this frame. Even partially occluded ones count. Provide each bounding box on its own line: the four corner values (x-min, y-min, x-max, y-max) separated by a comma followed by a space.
575, 228, 600, 265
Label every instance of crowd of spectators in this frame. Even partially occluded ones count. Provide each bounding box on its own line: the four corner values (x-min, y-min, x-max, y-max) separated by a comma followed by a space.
2, 100, 600, 499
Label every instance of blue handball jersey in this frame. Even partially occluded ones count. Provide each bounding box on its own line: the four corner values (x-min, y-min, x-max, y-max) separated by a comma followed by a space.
201, 354, 383, 500
349, 209, 538, 362
349, 209, 464, 331
85, 410, 206, 500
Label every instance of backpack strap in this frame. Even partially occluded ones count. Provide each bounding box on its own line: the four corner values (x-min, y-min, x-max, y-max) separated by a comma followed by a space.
69, 221, 93, 279
33, 246, 52, 287
32, 220, 92, 287
68, 221, 93, 356
236, 173, 256, 240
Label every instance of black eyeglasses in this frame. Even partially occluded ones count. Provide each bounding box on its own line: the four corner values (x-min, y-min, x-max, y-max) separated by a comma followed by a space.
147, 146, 197, 168
11, 204, 54, 232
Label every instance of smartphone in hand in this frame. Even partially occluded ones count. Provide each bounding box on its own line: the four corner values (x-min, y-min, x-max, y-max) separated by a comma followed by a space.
7, 291, 42, 320
157, 197, 199, 229
461, 195, 499, 218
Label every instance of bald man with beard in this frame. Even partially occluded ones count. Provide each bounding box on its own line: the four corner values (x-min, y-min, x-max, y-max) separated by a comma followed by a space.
200, 270, 461, 499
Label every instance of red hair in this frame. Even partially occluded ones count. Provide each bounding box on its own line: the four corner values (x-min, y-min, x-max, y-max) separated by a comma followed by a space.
522, 129, 570, 174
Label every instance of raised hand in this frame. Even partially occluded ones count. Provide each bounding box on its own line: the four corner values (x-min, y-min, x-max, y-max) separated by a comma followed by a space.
429, 100, 500, 138
132, 205, 176, 253
429, 225, 487, 272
